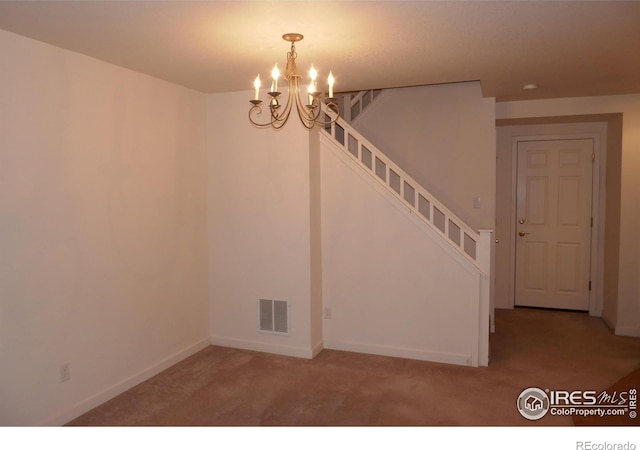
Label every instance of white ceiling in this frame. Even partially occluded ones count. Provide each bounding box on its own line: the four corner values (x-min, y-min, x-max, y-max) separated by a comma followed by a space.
0, 1, 639, 101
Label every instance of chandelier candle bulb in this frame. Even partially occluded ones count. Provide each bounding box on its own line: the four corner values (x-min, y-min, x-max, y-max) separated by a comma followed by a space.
309, 65, 318, 90
309, 66, 318, 105
328, 71, 335, 98
254, 75, 261, 100
271, 64, 279, 92
308, 83, 314, 105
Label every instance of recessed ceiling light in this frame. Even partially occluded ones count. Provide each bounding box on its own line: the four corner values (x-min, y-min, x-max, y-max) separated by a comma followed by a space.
523, 83, 538, 90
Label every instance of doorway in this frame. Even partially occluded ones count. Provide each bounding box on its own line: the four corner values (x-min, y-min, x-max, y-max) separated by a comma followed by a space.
494, 120, 612, 317
514, 138, 594, 310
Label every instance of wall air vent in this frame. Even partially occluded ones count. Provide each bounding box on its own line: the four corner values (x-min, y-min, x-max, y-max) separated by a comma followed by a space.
258, 299, 289, 334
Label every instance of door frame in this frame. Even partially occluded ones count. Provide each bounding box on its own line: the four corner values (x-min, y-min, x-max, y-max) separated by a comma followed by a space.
508, 132, 604, 315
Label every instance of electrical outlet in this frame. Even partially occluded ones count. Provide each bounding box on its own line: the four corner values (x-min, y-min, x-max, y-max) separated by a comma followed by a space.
59, 363, 70, 383
323, 307, 332, 320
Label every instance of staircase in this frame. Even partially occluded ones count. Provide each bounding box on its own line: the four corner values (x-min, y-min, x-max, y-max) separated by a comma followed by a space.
320, 101, 493, 367
338, 89, 383, 123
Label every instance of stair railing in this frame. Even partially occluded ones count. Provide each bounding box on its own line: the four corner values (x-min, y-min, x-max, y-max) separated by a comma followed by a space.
320, 104, 493, 366
321, 105, 491, 276
348, 90, 382, 122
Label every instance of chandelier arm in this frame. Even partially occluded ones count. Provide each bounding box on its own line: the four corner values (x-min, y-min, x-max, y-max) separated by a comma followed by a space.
248, 91, 292, 129
249, 104, 275, 129
269, 80, 295, 130
249, 99, 286, 129
318, 101, 340, 127
292, 78, 317, 129
269, 96, 281, 121
307, 99, 323, 124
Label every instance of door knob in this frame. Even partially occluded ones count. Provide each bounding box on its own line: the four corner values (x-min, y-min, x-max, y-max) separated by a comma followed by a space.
518, 231, 530, 237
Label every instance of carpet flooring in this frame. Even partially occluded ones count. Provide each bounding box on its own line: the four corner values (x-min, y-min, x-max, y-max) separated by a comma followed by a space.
67, 308, 640, 426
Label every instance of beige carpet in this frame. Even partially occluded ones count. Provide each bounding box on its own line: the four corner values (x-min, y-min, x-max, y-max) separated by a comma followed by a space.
67, 308, 640, 426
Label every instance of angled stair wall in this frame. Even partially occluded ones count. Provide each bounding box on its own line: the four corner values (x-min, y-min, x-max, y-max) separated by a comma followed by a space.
320, 101, 492, 367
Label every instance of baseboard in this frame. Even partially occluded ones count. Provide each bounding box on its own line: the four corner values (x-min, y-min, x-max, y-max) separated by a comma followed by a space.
40, 337, 211, 426
210, 335, 318, 359
615, 326, 640, 338
311, 340, 324, 358
323, 339, 473, 367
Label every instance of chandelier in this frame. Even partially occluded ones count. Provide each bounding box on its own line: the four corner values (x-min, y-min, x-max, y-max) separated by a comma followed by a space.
249, 33, 339, 130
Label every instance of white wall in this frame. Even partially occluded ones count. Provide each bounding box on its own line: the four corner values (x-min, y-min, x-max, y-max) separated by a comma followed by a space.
353, 82, 496, 231
207, 90, 321, 359
205, 87, 491, 366
497, 95, 640, 337
0, 30, 209, 425
0, 29, 509, 425
320, 135, 483, 366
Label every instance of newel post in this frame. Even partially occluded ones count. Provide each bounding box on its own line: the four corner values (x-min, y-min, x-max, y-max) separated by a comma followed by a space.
477, 229, 494, 367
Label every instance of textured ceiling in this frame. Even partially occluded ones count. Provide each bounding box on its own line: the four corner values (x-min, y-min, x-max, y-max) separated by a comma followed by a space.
0, 1, 639, 101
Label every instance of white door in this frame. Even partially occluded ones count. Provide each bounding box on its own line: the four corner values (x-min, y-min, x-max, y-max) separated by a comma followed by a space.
515, 139, 594, 310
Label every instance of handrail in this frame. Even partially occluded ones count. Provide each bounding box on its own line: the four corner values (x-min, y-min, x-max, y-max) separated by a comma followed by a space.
349, 91, 368, 108
320, 104, 489, 275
